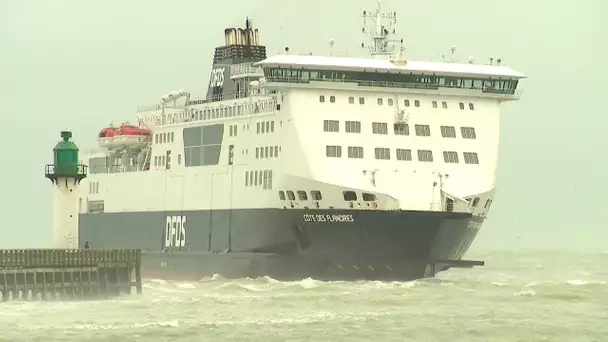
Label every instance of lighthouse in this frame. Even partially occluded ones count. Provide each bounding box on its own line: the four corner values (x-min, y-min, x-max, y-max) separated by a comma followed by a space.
45, 131, 87, 249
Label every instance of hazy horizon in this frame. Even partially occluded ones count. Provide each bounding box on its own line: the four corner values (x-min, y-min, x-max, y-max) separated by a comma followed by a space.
1, 0, 604, 252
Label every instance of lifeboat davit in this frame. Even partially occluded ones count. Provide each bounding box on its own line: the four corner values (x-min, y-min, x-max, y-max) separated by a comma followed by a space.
98, 124, 151, 149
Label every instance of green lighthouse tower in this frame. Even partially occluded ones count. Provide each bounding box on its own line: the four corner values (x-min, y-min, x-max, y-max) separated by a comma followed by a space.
45, 131, 88, 249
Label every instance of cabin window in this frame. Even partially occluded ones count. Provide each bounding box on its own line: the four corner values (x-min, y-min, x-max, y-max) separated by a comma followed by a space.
396, 149, 412, 161
417, 150, 433, 162
319, 95, 325, 103
440, 126, 456, 138
459, 102, 465, 110
345, 121, 361, 133
432, 101, 438, 108
326, 145, 342, 158
415, 124, 431, 137
387, 98, 394, 106
463, 152, 480, 164
460, 127, 477, 139
348, 97, 355, 104
323, 120, 339, 132
472, 197, 480, 207
442, 101, 448, 109
414, 100, 420, 107
394, 123, 409, 135
372, 122, 388, 135
443, 151, 459, 163
469, 103, 475, 110
377, 98, 383, 106
330, 96, 336, 103
374, 147, 390, 160
343, 191, 357, 201
404, 99, 410, 107
359, 97, 365, 105
347, 146, 364, 159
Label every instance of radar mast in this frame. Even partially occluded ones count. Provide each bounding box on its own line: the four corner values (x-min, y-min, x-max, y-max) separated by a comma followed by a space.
361, 0, 402, 58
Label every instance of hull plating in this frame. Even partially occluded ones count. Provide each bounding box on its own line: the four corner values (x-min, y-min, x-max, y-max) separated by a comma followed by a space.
79, 209, 483, 281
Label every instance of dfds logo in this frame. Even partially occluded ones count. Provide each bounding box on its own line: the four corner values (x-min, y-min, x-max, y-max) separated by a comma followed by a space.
165, 215, 186, 248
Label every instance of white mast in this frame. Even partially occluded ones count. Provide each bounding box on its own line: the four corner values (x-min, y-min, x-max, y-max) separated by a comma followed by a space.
361, 0, 402, 58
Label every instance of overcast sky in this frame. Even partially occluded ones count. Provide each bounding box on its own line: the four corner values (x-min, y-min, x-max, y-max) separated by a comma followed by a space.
0, 0, 605, 252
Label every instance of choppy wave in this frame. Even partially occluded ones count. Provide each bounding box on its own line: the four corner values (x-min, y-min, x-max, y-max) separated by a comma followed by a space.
0, 251, 606, 341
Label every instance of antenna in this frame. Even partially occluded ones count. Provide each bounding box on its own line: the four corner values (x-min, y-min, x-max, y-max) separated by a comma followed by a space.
360, 0, 401, 58
329, 39, 335, 56
450, 45, 456, 63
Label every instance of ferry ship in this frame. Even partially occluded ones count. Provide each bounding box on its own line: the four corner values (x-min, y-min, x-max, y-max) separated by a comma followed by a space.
78, 2, 526, 281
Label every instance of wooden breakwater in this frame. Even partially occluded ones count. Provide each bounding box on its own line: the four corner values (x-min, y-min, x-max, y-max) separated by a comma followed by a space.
0, 249, 142, 302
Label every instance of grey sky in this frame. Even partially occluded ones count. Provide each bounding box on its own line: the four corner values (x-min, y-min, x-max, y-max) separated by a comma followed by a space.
0, 0, 604, 251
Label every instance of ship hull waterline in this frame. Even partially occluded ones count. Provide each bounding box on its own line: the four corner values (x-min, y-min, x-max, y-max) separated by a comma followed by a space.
79, 209, 485, 281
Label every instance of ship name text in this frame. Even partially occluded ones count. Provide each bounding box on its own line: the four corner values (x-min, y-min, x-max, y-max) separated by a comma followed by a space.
302, 213, 355, 223
165, 215, 187, 248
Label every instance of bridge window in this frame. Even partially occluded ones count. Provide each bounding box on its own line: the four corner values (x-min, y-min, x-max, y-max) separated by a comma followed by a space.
415, 124, 431, 137
463, 152, 480, 164
417, 150, 433, 162
326, 145, 342, 158
323, 120, 339, 132
345, 121, 361, 133
374, 147, 390, 160
443, 151, 459, 163
347, 146, 364, 159
396, 149, 412, 161
394, 123, 409, 135
372, 122, 388, 134
297, 191, 308, 201
310, 190, 323, 200
279, 190, 286, 200
461, 127, 477, 139
440, 126, 456, 138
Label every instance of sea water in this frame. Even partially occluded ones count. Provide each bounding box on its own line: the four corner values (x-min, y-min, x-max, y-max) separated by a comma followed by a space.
0, 250, 606, 341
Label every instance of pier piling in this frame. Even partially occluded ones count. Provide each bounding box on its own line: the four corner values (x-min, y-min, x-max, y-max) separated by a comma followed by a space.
0, 249, 142, 302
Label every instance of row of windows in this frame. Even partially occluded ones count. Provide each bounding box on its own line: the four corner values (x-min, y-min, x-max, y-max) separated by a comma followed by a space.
279, 190, 323, 201
245, 170, 274, 189
190, 100, 275, 121
255, 146, 280, 159
256, 120, 275, 134
155, 132, 175, 144
319, 95, 476, 111
266, 68, 519, 95
323, 120, 477, 139
325, 145, 480, 164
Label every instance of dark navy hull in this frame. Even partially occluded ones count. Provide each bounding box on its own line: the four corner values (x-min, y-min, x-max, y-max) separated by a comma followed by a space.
79, 209, 484, 281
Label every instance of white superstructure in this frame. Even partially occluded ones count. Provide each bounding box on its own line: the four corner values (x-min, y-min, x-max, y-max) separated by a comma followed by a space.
79, 2, 526, 224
